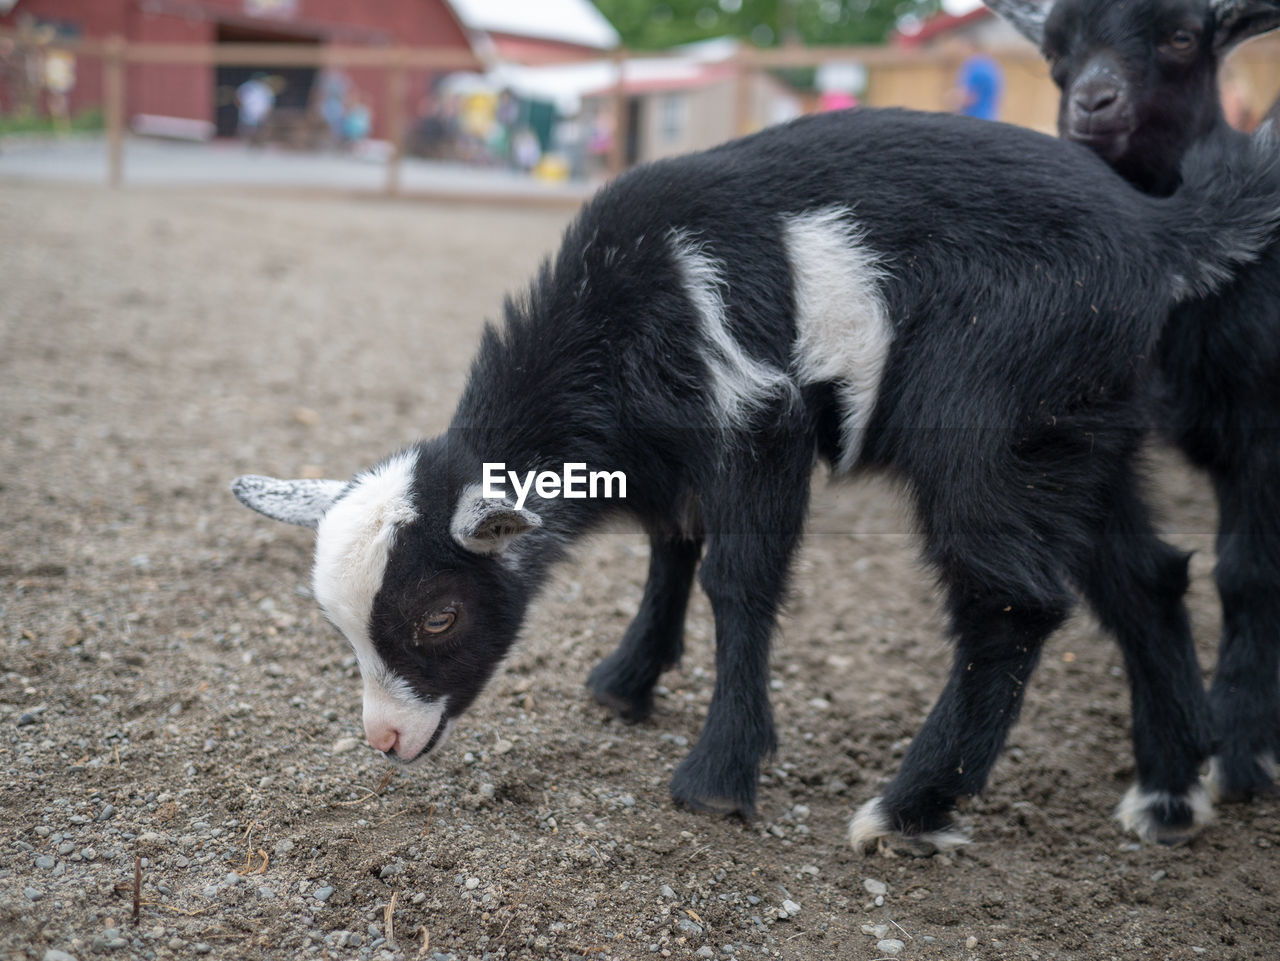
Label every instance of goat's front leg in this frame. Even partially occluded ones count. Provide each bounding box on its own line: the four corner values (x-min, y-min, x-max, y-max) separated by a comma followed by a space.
588, 533, 702, 722
670, 449, 810, 819
1206, 468, 1280, 802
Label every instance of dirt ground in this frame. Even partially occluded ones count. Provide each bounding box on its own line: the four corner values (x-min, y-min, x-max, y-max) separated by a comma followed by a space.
2, 182, 1277, 961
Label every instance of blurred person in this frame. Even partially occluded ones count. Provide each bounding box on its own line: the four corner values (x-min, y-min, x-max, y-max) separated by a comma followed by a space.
236, 72, 275, 144
343, 95, 371, 144
318, 68, 350, 146
512, 126, 541, 173
947, 38, 1003, 121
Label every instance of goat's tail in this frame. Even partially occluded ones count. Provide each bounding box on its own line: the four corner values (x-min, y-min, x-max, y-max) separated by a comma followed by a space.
1157, 129, 1280, 302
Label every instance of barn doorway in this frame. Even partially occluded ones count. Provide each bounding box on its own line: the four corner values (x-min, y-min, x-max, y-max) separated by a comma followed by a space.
214, 23, 321, 140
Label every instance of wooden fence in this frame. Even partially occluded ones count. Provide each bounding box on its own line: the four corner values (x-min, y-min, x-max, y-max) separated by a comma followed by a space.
3, 27, 1279, 197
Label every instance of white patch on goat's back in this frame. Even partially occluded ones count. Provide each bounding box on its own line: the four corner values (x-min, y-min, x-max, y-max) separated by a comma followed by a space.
669, 229, 795, 429
783, 206, 893, 471
312, 449, 419, 683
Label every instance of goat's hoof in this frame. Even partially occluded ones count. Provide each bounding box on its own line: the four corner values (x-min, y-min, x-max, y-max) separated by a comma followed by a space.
585, 660, 655, 724
670, 747, 758, 821
1203, 753, 1279, 804
848, 797, 970, 857
1115, 783, 1214, 844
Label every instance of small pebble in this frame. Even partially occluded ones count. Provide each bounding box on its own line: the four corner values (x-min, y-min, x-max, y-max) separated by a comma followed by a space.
97, 804, 116, 821
676, 917, 704, 937
332, 737, 360, 754
861, 923, 890, 939
696, 948, 714, 959
781, 899, 801, 917
35, 855, 56, 870
863, 878, 887, 897
464, 877, 480, 890
966, 935, 979, 949
273, 838, 295, 856
43, 951, 77, 961
877, 939, 905, 957
313, 886, 335, 902
23, 886, 42, 902
661, 885, 677, 899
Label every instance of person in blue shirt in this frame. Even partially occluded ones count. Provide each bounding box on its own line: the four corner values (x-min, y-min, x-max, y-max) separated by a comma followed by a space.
952, 41, 1004, 121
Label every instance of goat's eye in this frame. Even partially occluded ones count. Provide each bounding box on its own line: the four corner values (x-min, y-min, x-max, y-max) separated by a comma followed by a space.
421, 609, 456, 636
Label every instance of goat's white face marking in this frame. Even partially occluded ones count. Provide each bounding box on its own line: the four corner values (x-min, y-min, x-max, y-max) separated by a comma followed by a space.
784, 206, 893, 471
312, 451, 445, 754
669, 229, 796, 429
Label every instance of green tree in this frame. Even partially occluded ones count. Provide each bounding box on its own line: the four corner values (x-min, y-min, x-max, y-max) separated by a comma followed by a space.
591, 0, 943, 50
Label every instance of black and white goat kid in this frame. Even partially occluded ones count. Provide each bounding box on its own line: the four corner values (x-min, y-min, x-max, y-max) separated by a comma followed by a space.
985, 0, 1280, 804
233, 108, 1280, 852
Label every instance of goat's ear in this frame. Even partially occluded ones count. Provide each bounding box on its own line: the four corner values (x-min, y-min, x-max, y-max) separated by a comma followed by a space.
983, 0, 1051, 46
1212, 1, 1280, 53
231, 475, 346, 529
450, 488, 542, 555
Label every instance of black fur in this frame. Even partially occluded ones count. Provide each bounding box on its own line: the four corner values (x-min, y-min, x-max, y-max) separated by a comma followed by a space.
236, 107, 1280, 843
986, 0, 1280, 801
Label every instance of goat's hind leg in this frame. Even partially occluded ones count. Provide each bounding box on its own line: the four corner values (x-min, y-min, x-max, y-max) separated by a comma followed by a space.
849, 563, 1069, 856
1072, 477, 1216, 843
588, 533, 703, 722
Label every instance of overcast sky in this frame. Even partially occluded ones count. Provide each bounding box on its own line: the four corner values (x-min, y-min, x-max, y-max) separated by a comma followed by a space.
941, 0, 985, 14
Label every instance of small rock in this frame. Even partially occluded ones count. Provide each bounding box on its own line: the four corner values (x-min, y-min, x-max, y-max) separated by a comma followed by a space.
273, 838, 295, 856
478, 783, 496, 800
313, 885, 335, 902
696, 948, 714, 959
97, 805, 116, 821
193, 943, 212, 954
35, 855, 56, 870
780, 899, 801, 918
1150, 869, 1167, 882
863, 878, 888, 897
332, 737, 360, 754
661, 885, 677, 899
861, 923, 890, 939
23, 886, 42, 902
464, 876, 480, 890
676, 916, 704, 938
965, 935, 979, 949
257, 886, 275, 899
43, 951, 78, 961
494, 738, 514, 755
379, 863, 404, 880
876, 939, 905, 957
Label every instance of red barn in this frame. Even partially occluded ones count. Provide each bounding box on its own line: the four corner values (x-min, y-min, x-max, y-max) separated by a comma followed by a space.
0, 0, 482, 138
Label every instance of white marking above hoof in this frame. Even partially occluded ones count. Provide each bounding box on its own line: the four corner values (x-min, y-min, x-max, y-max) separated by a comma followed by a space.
848, 796, 971, 857
1115, 783, 1213, 844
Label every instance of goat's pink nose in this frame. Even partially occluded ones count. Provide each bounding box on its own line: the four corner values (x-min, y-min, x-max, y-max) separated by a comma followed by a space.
366, 723, 400, 755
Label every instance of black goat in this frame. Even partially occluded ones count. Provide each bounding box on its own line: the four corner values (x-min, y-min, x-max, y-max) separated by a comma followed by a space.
233, 107, 1280, 851
987, 0, 1280, 803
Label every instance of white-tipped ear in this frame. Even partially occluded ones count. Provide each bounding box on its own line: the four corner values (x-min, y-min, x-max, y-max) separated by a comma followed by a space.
231, 475, 347, 529
1212, 1, 1280, 54
983, 0, 1051, 46
450, 485, 541, 554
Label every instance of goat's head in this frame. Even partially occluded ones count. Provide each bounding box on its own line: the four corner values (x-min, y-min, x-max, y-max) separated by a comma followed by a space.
231, 443, 541, 765
986, 1, 1280, 192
